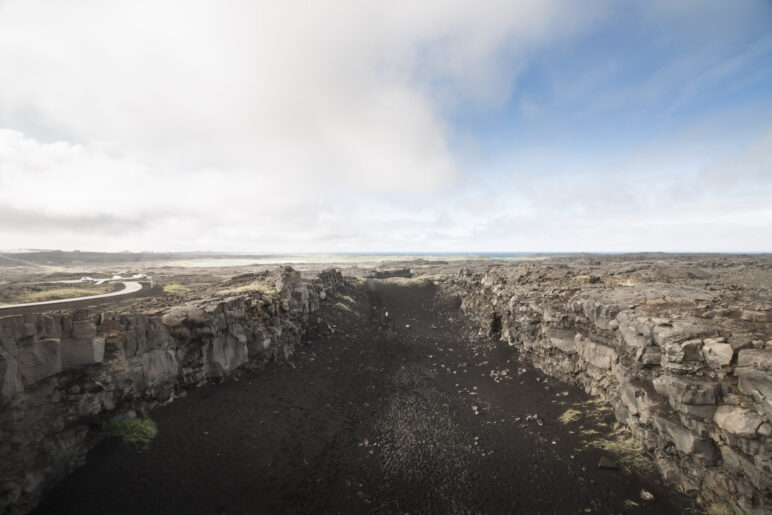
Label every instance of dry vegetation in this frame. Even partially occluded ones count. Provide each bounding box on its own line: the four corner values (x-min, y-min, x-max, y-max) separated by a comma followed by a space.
559, 398, 657, 476
558, 408, 581, 424
162, 283, 190, 294
0, 283, 117, 304
217, 282, 275, 296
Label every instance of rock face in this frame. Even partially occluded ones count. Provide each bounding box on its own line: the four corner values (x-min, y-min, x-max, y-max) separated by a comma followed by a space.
0, 267, 342, 514
449, 262, 772, 513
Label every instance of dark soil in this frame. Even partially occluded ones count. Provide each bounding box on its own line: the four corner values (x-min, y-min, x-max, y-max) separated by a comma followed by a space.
33, 281, 691, 514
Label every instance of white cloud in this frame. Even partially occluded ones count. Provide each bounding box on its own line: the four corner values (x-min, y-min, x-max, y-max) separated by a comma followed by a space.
0, 0, 591, 187
0, 0, 600, 251
0, 1, 769, 252
440, 129, 772, 252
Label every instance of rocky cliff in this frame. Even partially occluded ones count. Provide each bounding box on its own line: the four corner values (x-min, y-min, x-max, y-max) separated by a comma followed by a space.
449, 261, 772, 513
0, 267, 342, 514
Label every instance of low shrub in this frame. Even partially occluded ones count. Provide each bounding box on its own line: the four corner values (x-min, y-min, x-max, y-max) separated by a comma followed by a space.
108, 418, 158, 445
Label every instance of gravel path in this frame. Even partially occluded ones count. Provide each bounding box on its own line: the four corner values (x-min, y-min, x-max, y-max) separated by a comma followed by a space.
33, 281, 690, 514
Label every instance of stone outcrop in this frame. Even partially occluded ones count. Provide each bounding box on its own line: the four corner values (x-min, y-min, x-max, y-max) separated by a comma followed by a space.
0, 267, 343, 514
449, 262, 772, 513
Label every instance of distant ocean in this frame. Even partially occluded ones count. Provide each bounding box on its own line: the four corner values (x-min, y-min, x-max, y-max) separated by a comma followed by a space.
317, 252, 538, 258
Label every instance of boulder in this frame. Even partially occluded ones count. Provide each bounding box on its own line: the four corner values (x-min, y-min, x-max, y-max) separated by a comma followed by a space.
670, 400, 716, 420
162, 303, 208, 328
617, 312, 654, 351
735, 350, 772, 421
653, 415, 718, 462
737, 349, 772, 372
714, 405, 763, 437
736, 369, 772, 421
721, 445, 772, 493
618, 382, 662, 424
247, 332, 271, 356
703, 341, 733, 368
652, 375, 718, 405
16, 339, 61, 386
70, 320, 96, 339
598, 456, 618, 469
206, 335, 248, 378
741, 310, 768, 322
664, 338, 704, 365
61, 337, 105, 369
581, 340, 617, 370
0, 353, 22, 402
544, 327, 577, 354
142, 349, 180, 391
653, 319, 711, 347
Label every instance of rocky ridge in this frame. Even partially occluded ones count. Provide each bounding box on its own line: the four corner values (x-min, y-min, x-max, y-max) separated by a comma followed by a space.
0, 267, 343, 514
448, 259, 772, 513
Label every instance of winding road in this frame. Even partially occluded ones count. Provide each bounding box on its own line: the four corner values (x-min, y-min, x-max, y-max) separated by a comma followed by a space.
0, 281, 143, 311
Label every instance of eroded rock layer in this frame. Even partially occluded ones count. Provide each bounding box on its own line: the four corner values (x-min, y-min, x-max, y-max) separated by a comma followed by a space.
0, 267, 342, 514
448, 260, 772, 513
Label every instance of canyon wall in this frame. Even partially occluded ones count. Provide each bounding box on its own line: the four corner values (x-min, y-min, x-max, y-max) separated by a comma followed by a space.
0, 267, 342, 514
449, 263, 772, 513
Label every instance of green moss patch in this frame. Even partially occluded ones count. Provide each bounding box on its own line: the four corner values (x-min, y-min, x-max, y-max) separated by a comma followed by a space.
108, 418, 158, 445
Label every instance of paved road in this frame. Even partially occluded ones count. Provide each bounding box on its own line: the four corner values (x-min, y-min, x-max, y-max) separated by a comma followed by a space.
0, 281, 143, 312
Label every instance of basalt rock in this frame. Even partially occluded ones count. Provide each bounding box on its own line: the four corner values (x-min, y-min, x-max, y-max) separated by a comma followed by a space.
0, 267, 343, 514
448, 261, 771, 513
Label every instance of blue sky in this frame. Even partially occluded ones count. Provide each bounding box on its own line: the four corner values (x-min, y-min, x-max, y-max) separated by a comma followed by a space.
0, 1, 770, 252
453, 4, 772, 161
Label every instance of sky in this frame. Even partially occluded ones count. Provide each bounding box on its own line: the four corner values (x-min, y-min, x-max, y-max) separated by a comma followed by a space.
0, 0, 770, 253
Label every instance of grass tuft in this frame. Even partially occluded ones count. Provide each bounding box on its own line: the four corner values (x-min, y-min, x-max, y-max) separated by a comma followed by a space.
163, 283, 190, 294
335, 301, 352, 311
563, 398, 656, 477
108, 418, 158, 445
20, 287, 110, 303
558, 408, 581, 424
586, 426, 656, 475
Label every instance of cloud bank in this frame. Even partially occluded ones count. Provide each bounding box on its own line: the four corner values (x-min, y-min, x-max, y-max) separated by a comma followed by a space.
0, 0, 770, 252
